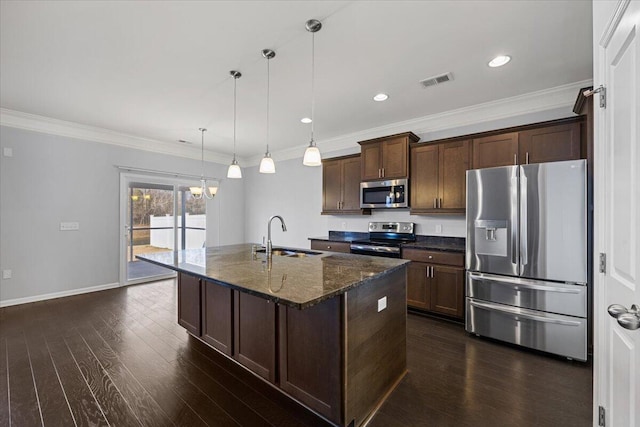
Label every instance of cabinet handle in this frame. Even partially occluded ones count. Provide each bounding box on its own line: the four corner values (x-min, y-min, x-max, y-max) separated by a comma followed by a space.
382, 168, 385, 177
378, 168, 381, 178
327, 245, 331, 249
526, 152, 530, 164
337, 202, 340, 209
438, 198, 442, 209
433, 198, 437, 209
514, 153, 517, 165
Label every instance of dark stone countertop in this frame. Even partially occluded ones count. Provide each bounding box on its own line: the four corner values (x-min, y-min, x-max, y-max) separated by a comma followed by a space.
136, 244, 409, 310
402, 236, 466, 253
310, 232, 465, 253
308, 231, 369, 243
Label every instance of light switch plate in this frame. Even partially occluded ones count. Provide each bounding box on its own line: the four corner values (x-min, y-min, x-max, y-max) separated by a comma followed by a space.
60, 222, 80, 231
435, 224, 443, 234
2, 270, 11, 279
3, 147, 13, 157
377, 296, 387, 312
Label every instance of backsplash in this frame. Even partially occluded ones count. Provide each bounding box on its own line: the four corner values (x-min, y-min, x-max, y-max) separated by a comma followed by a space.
326, 210, 466, 237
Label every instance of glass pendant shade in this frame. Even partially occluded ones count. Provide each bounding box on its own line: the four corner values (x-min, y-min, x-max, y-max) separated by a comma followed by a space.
227, 160, 242, 179
259, 154, 276, 173
303, 144, 321, 166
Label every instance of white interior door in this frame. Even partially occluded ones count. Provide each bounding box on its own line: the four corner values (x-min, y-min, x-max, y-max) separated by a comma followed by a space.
594, 1, 640, 426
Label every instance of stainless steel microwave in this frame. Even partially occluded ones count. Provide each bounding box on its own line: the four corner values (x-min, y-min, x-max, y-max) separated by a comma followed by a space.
360, 179, 408, 208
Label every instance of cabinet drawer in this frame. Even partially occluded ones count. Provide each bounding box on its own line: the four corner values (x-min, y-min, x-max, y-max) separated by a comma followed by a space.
310, 240, 351, 253
402, 248, 463, 266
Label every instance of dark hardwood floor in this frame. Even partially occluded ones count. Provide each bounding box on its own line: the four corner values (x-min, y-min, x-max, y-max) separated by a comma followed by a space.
0, 279, 592, 427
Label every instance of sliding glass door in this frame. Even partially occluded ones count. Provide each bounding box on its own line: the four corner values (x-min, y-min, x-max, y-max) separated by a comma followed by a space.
120, 175, 207, 285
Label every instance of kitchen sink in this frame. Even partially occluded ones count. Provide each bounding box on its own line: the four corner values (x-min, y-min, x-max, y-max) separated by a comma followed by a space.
255, 247, 322, 257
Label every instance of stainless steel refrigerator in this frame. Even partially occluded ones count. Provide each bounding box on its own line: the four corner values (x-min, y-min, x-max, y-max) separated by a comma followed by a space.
465, 159, 588, 361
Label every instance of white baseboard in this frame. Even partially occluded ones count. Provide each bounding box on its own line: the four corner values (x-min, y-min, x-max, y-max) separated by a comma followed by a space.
0, 282, 121, 308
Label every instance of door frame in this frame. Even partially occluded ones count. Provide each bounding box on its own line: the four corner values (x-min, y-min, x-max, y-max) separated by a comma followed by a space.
593, 0, 639, 425
118, 171, 201, 286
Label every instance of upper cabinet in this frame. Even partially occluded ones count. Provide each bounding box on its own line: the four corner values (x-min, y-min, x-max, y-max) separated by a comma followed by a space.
322, 154, 370, 215
472, 132, 519, 169
518, 122, 581, 164
411, 140, 470, 214
471, 120, 582, 169
359, 132, 419, 181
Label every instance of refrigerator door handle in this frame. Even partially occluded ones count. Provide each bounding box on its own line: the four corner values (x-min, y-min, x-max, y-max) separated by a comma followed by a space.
468, 272, 583, 293
510, 174, 519, 267
468, 300, 582, 327
520, 171, 528, 273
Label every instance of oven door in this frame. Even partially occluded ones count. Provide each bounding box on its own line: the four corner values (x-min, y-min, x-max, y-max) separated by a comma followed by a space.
360, 179, 408, 208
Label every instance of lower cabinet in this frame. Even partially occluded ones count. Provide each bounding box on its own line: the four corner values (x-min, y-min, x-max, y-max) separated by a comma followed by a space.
279, 298, 342, 423
234, 292, 277, 383
403, 249, 465, 320
201, 280, 233, 356
178, 273, 201, 335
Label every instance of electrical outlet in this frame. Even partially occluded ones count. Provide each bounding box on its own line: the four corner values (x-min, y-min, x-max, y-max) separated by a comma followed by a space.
377, 296, 387, 312
341, 222, 347, 230
435, 224, 443, 234
3, 147, 13, 157
2, 270, 12, 279
60, 222, 80, 231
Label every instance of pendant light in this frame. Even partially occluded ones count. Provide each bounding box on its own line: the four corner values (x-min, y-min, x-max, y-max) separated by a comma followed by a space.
259, 49, 276, 174
227, 70, 243, 179
302, 19, 322, 167
189, 128, 218, 199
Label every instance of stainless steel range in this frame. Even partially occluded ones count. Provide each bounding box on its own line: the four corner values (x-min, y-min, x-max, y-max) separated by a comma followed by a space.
350, 222, 415, 258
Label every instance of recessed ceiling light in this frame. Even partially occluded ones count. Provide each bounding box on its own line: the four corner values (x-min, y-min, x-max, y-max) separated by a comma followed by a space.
373, 93, 389, 102
301, 117, 312, 124
488, 55, 511, 68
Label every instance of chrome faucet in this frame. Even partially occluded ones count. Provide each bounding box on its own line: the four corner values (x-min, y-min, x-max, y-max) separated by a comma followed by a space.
266, 215, 287, 260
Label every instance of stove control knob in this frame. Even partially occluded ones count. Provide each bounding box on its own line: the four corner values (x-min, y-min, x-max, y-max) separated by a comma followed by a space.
371, 224, 377, 230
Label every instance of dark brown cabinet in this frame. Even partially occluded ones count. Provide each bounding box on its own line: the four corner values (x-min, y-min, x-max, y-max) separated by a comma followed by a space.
234, 291, 277, 383
178, 273, 201, 335
518, 122, 581, 164
359, 132, 419, 181
279, 298, 342, 424
403, 249, 464, 320
310, 239, 352, 253
322, 154, 369, 215
472, 132, 519, 169
410, 140, 470, 214
201, 280, 233, 356
471, 120, 583, 170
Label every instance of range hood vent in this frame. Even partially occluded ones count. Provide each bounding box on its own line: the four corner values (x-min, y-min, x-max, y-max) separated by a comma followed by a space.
419, 72, 453, 88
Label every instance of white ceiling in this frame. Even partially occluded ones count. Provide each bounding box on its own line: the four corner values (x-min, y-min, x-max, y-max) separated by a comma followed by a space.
0, 1, 593, 161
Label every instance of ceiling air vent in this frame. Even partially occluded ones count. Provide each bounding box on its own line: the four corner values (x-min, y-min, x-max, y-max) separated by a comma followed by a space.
419, 72, 453, 88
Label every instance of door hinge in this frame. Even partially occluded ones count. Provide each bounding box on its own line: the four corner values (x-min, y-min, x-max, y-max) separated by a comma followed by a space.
599, 253, 607, 274
598, 405, 606, 426
584, 85, 606, 108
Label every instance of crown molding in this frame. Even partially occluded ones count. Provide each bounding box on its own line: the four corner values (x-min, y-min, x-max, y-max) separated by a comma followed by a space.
0, 108, 237, 165
2, 79, 591, 168
245, 79, 593, 166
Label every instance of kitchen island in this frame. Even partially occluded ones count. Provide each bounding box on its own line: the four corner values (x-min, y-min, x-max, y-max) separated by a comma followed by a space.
137, 244, 409, 427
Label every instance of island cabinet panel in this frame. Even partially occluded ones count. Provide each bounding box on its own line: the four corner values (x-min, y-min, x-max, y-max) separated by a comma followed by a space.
472, 132, 519, 169
201, 280, 233, 356
178, 273, 201, 336
518, 122, 581, 164
310, 239, 352, 253
233, 291, 277, 383
278, 297, 342, 424
345, 267, 407, 427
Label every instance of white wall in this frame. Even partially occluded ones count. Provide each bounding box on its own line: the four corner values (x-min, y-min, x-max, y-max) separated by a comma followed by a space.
0, 126, 244, 304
